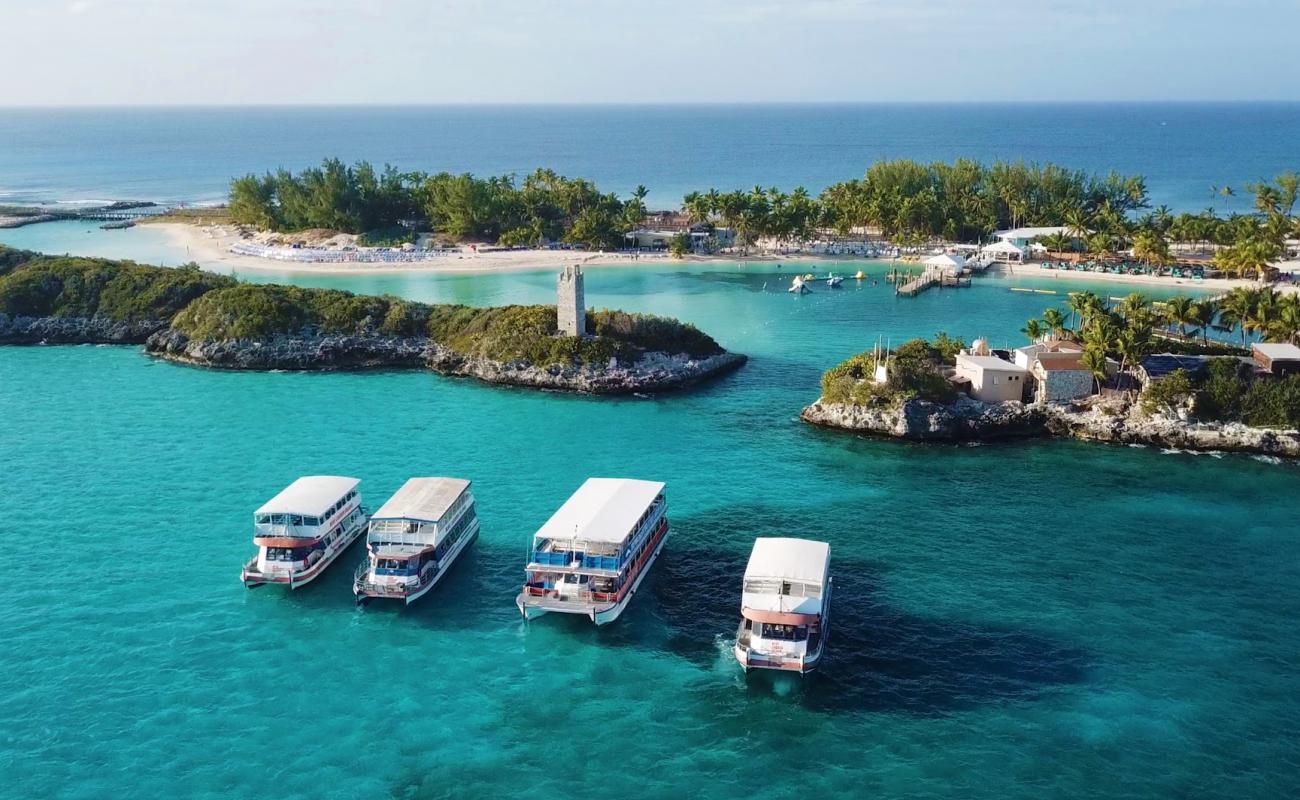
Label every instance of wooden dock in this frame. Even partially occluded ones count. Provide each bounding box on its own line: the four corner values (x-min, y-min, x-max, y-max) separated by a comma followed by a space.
896, 268, 972, 297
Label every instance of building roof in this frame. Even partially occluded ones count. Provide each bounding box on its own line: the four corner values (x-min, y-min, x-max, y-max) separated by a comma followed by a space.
256, 476, 360, 517
994, 226, 1072, 240
924, 253, 966, 269
957, 354, 1028, 373
981, 240, 1026, 255
533, 478, 666, 545
1036, 354, 1086, 371
371, 477, 471, 523
744, 538, 830, 585
1252, 342, 1300, 361
1139, 353, 1213, 381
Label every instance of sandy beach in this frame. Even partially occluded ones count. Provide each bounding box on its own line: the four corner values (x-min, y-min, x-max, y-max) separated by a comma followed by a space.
987, 262, 1246, 292
151, 222, 1296, 297
150, 222, 896, 275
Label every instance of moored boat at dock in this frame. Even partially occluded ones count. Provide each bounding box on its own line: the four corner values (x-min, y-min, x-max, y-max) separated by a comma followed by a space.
516, 478, 668, 625
734, 538, 832, 673
241, 476, 367, 588
353, 477, 479, 605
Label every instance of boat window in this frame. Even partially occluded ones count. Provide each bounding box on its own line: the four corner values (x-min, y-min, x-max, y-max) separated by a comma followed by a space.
271, 514, 287, 525
303, 517, 319, 527
290, 515, 303, 526
759, 623, 807, 642
255, 514, 270, 524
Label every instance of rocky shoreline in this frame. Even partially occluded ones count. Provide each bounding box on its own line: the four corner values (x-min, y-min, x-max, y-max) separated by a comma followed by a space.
801, 395, 1300, 459
1, 314, 745, 394
0, 313, 167, 344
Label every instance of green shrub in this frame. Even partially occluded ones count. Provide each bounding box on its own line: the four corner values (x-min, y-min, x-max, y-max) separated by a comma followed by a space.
356, 227, 417, 247
819, 337, 955, 405
1193, 358, 1251, 420
2, 255, 728, 370
1141, 368, 1193, 415
0, 246, 38, 278
1241, 375, 1300, 428
0, 257, 234, 321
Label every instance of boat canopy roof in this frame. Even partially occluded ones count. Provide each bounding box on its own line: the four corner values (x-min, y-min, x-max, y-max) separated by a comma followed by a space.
256, 476, 360, 517
534, 478, 665, 545
744, 538, 830, 586
371, 477, 470, 523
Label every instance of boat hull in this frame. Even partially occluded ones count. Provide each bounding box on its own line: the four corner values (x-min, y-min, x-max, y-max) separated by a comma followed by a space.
355, 521, 479, 605
735, 581, 832, 674
516, 526, 669, 626
242, 517, 365, 589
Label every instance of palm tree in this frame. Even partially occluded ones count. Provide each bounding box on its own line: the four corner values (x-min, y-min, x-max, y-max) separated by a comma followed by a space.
1243, 288, 1280, 343
1115, 323, 1152, 392
1132, 229, 1172, 267
1117, 292, 1150, 321
1042, 308, 1067, 339
1021, 318, 1046, 343
1217, 286, 1254, 344
1190, 299, 1218, 345
1266, 293, 1300, 345
1082, 345, 1108, 395
1163, 296, 1197, 338
1067, 291, 1095, 330
1219, 185, 1236, 211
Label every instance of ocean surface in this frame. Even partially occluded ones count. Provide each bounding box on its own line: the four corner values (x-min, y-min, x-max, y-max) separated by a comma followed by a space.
2, 250, 1298, 799
2, 103, 1299, 211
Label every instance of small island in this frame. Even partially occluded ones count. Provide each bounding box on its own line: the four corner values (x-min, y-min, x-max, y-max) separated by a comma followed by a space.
802, 292, 1300, 459
0, 248, 745, 394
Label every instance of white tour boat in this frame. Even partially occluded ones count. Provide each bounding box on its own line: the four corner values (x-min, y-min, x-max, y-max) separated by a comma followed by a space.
241, 476, 367, 589
516, 478, 668, 625
353, 477, 479, 605
734, 537, 832, 673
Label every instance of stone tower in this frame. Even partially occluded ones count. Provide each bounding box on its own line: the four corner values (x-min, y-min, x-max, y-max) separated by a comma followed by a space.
557, 264, 585, 337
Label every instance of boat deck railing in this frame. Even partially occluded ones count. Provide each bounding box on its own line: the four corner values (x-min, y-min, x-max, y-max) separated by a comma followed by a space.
353, 560, 433, 597
517, 588, 613, 612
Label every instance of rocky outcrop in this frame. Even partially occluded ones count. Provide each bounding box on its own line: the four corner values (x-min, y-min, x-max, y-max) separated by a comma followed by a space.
0, 313, 166, 344
1046, 402, 1300, 457
142, 328, 746, 393
802, 394, 1300, 459
801, 394, 1047, 440
144, 328, 429, 370
426, 346, 746, 394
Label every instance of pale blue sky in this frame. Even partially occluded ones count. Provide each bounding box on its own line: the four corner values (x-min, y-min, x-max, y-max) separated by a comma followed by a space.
4, 0, 1297, 105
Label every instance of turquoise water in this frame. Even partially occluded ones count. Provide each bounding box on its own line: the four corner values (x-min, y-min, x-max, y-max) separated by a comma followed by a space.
2, 104, 1299, 210
2, 252, 1298, 799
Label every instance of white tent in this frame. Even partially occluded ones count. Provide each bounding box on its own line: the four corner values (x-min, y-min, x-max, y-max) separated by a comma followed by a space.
981, 240, 1025, 263
924, 253, 967, 274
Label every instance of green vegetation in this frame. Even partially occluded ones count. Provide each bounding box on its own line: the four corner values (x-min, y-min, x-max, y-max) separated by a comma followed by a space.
173, 286, 723, 366
820, 337, 959, 405
0, 254, 726, 368
1143, 359, 1300, 428
228, 159, 1300, 272
0, 245, 38, 278
0, 255, 235, 321
1021, 287, 1299, 392
229, 161, 646, 250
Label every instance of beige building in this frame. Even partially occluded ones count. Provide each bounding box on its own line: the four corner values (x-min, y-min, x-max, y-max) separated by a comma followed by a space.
954, 354, 1029, 403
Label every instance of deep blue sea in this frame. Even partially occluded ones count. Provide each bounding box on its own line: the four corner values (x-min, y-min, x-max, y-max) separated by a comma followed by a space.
1, 103, 1298, 211
2, 106, 1300, 799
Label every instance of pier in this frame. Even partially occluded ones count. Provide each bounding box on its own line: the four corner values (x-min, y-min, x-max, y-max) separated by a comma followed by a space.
895, 268, 972, 297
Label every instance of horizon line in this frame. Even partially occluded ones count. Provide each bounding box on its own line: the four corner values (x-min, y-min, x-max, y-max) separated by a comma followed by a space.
3, 99, 1300, 111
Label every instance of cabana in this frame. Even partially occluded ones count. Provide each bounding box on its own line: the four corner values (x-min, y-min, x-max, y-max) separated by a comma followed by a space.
981, 240, 1025, 263
924, 253, 967, 274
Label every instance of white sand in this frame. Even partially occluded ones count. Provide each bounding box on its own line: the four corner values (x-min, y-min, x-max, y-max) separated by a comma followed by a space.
988, 262, 1245, 293
151, 223, 1293, 296
152, 223, 696, 275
